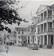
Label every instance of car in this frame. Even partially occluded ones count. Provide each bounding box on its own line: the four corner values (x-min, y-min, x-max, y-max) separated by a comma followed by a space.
29, 43, 38, 50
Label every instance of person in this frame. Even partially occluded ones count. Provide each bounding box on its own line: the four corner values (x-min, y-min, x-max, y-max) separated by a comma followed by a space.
5, 45, 9, 54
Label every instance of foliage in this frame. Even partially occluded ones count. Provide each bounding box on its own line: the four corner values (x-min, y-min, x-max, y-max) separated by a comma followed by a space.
0, 0, 22, 33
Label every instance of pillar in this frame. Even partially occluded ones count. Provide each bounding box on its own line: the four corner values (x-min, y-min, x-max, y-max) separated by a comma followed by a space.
43, 35, 45, 45
53, 35, 54, 45
47, 35, 51, 45
40, 25, 41, 33
47, 35, 48, 45
43, 23, 44, 32
41, 35, 43, 45
43, 12, 44, 20
39, 36, 41, 45
47, 22, 48, 32
48, 35, 51, 45
47, 10, 48, 19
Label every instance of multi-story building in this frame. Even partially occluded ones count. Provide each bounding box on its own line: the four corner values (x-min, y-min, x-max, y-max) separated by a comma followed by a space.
15, 24, 36, 46
36, 4, 54, 47
15, 27, 28, 46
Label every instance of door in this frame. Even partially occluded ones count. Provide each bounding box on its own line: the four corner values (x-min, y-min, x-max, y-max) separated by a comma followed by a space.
51, 35, 53, 45
28, 36, 30, 44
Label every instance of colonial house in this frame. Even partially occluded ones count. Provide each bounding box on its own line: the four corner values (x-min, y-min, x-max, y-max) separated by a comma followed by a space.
35, 4, 54, 48
15, 24, 37, 46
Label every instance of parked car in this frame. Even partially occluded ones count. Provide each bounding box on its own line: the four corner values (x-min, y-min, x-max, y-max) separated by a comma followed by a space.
29, 43, 38, 50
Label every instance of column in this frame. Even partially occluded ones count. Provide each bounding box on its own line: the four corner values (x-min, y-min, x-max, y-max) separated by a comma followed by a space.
47, 22, 48, 32
40, 15, 41, 22
47, 35, 51, 45
43, 35, 45, 45
46, 10, 48, 30
53, 35, 54, 46
48, 35, 51, 45
41, 36, 43, 45
40, 25, 41, 33
27, 36, 28, 44
47, 35, 48, 45
52, 10, 54, 20
39, 36, 41, 45
52, 21, 54, 28
43, 24, 44, 32
47, 10, 48, 19
43, 13, 44, 20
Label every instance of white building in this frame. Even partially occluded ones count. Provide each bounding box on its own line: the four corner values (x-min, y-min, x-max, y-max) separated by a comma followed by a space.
34, 4, 54, 48
15, 24, 37, 46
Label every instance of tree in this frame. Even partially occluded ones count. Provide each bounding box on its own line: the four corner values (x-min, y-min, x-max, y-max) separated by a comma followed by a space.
0, 0, 22, 33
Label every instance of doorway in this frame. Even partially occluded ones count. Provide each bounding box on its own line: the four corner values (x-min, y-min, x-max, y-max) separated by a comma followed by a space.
28, 36, 30, 44
51, 35, 53, 45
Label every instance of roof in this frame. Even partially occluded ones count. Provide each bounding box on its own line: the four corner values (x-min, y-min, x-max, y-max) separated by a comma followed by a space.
36, 4, 49, 14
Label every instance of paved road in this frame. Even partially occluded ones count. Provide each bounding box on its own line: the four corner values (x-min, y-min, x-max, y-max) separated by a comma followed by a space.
0, 46, 54, 56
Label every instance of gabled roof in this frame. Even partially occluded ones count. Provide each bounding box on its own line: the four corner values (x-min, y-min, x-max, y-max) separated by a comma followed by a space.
50, 4, 54, 9
36, 5, 49, 14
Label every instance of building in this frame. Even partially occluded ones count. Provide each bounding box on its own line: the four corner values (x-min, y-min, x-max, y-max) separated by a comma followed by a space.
5, 31, 17, 45
15, 27, 28, 46
27, 24, 37, 46
36, 4, 54, 48
15, 24, 37, 46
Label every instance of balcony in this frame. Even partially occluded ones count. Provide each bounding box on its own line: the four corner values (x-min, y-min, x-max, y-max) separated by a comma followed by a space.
48, 28, 54, 32
37, 28, 54, 34
37, 16, 53, 23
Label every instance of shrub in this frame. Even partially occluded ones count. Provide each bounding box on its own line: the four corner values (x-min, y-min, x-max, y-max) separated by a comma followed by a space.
39, 45, 43, 48
47, 45, 52, 49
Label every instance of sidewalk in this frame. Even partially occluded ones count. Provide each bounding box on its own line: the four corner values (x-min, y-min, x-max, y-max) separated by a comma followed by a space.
0, 46, 54, 56
0, 52, 6, 56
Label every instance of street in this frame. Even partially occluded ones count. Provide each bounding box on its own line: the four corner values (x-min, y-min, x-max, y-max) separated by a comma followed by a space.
0, 46, 54, 56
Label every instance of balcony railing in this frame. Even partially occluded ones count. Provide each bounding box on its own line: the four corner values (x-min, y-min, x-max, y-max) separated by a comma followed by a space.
37, 16, 53, 23
48, 28, 54, 32
37, 28, 54, 34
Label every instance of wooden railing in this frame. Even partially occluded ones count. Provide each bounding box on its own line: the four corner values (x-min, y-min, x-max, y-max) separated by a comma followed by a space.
37, 28, 54, 34
48, 28, 54, 32
37, 16, 53, 23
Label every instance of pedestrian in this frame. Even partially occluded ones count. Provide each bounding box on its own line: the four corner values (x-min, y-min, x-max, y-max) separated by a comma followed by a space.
5, 45, 9, 54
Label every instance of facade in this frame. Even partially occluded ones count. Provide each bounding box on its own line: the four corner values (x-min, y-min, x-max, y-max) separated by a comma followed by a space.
5, 31, 17, 45
15, 27, 28, 46
35, 4, 54, 47
15, 25, 37, 46
27, 24, 37, 45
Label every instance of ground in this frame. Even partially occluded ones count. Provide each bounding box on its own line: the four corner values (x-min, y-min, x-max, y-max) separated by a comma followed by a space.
0, 46, 54, 56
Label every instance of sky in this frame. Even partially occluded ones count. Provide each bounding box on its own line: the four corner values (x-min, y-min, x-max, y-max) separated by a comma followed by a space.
17, 0, 54, 26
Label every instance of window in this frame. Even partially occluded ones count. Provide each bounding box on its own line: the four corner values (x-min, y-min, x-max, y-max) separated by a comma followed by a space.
44, 11, 47, 19
18, 31, 20, 34
44, 23, 47, 32
18, 36, 20, 39
41, 24, 43, 32
38, 26, 40, 34
48, 10, 52, 18
45, 35, 47, 45
18, 41, 21, 43
48, 22, 52, 28
28, 36, 30, 44
22, 31, 24, 34
32, 36, 35, 43
41, 13, 43, 21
